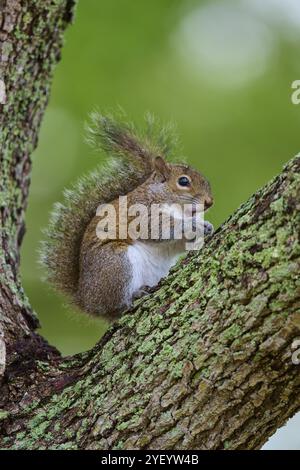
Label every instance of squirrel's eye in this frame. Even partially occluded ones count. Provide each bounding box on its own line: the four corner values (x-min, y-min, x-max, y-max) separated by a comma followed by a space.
177, 176, 191, 187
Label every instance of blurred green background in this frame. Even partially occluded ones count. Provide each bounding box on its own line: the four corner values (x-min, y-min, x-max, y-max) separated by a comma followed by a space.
22, 0, 300, 354
21, 0, 300, 354
20, 0, 300, 448
21, 0, 300, 353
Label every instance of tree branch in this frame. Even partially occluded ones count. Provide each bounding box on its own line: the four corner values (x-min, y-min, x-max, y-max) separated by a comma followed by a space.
0, 1, 299, 451
0, 0, 75, 361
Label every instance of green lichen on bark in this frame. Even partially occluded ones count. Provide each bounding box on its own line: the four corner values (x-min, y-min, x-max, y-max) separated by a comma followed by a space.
1, 155, 299, 450
0, 0, 299, 452
0, 0, 76, 344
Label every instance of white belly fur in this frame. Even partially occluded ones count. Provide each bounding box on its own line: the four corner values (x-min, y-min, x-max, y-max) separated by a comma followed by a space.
126, 241, 184, 302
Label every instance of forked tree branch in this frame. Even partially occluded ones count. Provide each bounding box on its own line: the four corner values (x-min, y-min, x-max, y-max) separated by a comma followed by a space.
0, 1, 299, 451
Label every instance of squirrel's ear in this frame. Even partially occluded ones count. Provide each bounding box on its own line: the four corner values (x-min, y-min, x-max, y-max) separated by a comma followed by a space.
153, 156, 170, 182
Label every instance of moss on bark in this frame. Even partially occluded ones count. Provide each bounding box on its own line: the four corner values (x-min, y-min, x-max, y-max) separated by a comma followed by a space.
0, 0, 299, 451
0, 0, 76, 345
1, 155, 299, 450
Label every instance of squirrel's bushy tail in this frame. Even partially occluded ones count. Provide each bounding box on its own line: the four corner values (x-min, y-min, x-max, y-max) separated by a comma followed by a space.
40, 112, 178, 299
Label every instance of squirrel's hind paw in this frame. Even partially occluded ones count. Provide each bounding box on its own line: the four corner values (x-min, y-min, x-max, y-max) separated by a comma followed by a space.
132, 285, 153, 301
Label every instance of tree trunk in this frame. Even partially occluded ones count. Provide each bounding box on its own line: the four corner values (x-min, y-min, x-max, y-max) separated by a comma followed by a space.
0, 1, 300, 451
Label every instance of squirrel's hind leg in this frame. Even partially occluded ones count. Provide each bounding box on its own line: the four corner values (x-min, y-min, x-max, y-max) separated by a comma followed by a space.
77, 241, 132, 321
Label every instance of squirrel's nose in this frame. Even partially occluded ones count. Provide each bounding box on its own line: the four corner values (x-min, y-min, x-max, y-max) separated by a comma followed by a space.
204, 197, 213, 211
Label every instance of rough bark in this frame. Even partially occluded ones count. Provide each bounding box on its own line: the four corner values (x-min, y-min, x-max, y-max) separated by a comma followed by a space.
0, 1, 75, 352
0, 0, 300, 452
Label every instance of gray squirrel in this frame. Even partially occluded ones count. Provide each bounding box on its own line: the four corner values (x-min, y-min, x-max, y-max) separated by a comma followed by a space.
40, 113, 214, 320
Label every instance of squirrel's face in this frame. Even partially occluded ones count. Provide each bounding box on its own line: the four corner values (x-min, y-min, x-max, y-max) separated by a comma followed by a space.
149, 156, 213, 212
